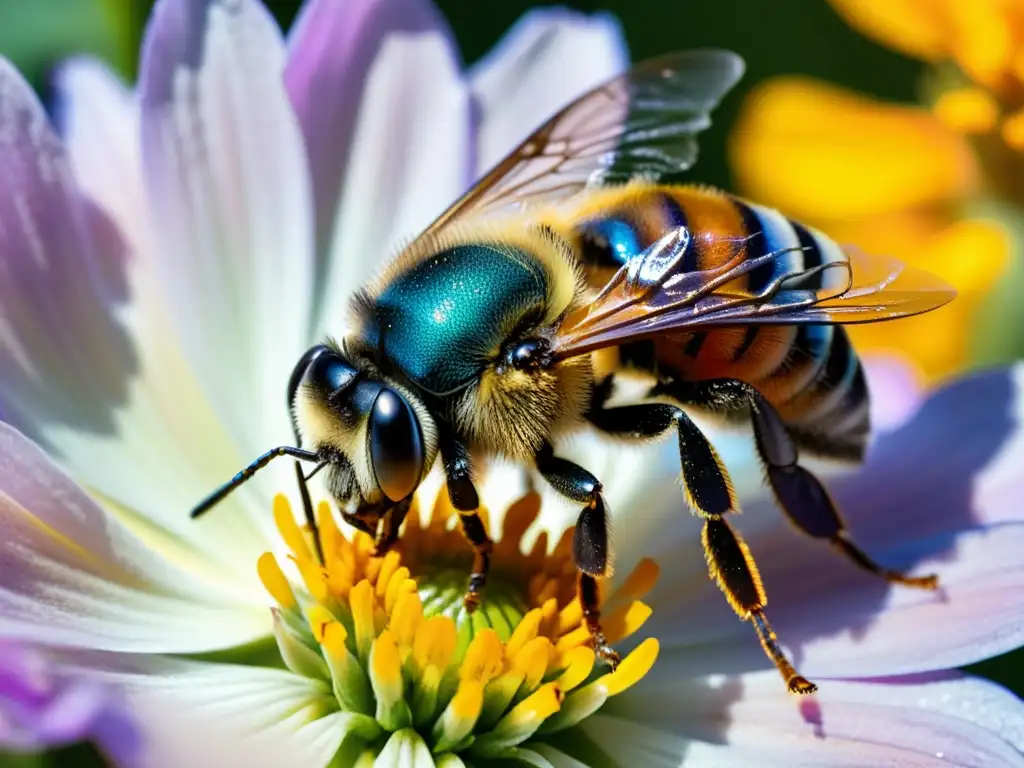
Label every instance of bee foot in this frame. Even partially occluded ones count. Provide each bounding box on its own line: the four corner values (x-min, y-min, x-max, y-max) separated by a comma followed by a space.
594, 641, 621, 671
463, 591, 482, 613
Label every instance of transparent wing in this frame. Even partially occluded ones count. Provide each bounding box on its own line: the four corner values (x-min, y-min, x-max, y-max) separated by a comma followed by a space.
425, 49, 745, 233
551, 232, 957, 359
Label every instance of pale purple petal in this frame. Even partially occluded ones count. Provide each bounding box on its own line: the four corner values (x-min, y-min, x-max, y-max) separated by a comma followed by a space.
286, 0, 472, 339
0, 57, 135, 440
469, 7, 628, 173
0, 423, 268, 653
0, 641, 140, 763
44, 53, 277, 575
50, 57, 143, 251
139, 0, 313, 457
583, 671, 1024, 767
285, 0, 461, 319
633, 364, 1024, 678
862, 352, 925, 433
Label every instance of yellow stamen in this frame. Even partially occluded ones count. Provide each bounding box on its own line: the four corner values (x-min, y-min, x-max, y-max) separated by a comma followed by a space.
260, 493, 663, 761
461, 629, 503, 684
933, 87, 999, 134
317, 500, 342, 561
1003, 108, 1024, 150
351, 580, 377, 662
555, 647, 595, 692
292, 554, 328, 603
413, 617, 457, 672
505, 608, 542, 658
375, 551, 403, 599
611, 558, 660, 602
389, 590, 423, 648
603, 601, 654, 644
321, 620, 348, 660
306, 604, 336, 643
273, 493, 311, 560
512, 636, 553, 691
601, 638, 660, 696
256, 552, 295, 609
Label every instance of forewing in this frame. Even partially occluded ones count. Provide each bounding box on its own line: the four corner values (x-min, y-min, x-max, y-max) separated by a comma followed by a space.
551, 235, 957, 359
426, 49, 745, 233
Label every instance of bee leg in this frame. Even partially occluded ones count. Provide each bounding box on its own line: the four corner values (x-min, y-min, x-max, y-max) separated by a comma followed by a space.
585, 389, 815, 692
373, 497, 412, 557
534, 443, 620, 669
293, 460, 324, 564
672, 379, 938, 590
440, 433, 492, 613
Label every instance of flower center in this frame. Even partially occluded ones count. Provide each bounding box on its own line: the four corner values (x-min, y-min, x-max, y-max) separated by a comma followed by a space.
257, 489, 660, 762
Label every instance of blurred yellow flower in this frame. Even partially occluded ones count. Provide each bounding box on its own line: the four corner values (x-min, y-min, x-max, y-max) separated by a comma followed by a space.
729, 74, 1011, 383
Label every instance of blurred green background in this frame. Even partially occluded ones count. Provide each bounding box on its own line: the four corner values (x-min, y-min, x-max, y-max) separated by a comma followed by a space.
0, 0, 1019, 764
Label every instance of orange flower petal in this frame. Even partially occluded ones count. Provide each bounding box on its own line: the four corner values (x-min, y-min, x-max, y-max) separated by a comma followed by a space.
730, 78, 978, 221
827, 0, 949, 62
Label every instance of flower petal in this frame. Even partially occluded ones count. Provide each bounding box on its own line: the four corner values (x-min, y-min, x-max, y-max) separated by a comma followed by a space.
827, 0, 949, 62
584, 671, 1024, 767
285, 0, 471, 338
0, 57, 134, 448
139, 0, 313, 456
468, 8, 628, 173
0, 423, 268, 653
60, 652, 342, 768
638, 365, 1024, 678
729, 78, 978, 221
0, 640, 138, 759
50, 57, 141, 248
861, 353, 925, 433
31, 53, 275, 578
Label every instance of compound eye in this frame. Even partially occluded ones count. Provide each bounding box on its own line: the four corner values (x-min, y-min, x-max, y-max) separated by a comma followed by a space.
509, 338, 551, 371
307, 349, 357, 395
368, 388, 424, 502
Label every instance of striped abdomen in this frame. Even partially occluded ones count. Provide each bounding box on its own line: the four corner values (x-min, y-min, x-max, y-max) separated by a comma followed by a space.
561, 183, 870, 461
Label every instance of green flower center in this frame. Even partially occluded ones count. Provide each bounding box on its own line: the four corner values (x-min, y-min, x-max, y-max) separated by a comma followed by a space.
258, 491, 660, 765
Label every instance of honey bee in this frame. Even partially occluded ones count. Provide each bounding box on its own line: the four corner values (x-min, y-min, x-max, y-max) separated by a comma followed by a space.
191, 50, 955, 694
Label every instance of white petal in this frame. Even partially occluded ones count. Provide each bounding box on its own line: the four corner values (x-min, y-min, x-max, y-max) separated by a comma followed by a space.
139, 0, 314, 461
308, 6, 471, 338
50, 57, 142, 250
61, 652, 342, 768
585, 671, 1024, 768
469, 8, 628, 173
44, 53, 277, 574
0, 423, 268, 653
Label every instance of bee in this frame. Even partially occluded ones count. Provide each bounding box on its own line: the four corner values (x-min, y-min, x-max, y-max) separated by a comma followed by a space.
191, 50, 955, 694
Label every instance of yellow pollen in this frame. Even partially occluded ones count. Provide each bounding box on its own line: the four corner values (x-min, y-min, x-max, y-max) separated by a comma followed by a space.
273, 493, 311, 560
555, 647, 595, 692
413, 616, 457, 672
512, 682, 563, 722
306, 604, 335, 643
257, 492, 663, 760
256, 552, 295, 609
321, 622, 349, 661
601, 638, 660, 696
461, 629, 504, 684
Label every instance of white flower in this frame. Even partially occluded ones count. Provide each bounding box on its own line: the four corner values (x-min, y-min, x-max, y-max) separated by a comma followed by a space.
1, 1, 1024, 766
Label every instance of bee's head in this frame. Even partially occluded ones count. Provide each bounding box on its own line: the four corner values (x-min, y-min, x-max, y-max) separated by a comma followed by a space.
289, 344, 436, 504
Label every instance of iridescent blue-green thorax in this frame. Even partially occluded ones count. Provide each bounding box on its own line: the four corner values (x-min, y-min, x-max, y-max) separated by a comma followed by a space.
360, 243, 550, 395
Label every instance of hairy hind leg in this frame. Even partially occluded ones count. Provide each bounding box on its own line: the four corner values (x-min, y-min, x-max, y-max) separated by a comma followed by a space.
585, 377, 816, 693
665, 378, 938, 590
534, 442, 620, 669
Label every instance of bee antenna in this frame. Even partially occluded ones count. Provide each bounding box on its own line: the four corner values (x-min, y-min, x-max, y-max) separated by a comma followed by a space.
190, 446, 321, 519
